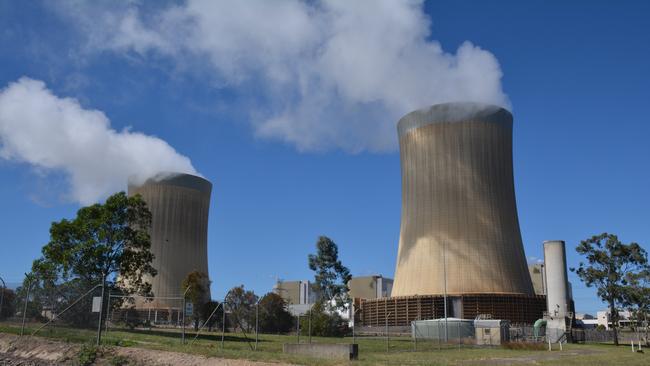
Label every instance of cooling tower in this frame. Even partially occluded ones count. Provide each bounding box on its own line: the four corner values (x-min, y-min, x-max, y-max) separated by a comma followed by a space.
391, 102, 534, 297
128, 173, 212, 308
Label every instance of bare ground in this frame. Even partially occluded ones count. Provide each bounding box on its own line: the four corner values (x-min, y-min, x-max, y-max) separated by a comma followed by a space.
0, 333, 296, 366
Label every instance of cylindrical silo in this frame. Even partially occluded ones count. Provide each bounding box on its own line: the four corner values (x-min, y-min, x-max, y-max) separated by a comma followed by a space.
391, 102, 534, 297
543, 240, 569, 317
128, 172, 212, 308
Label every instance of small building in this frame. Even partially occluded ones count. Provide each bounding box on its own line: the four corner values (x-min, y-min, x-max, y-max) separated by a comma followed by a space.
596, 310, 637, 329
474, 319, 510, 345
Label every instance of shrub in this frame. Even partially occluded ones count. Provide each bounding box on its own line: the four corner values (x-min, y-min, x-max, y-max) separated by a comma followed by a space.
76, 344, 99, 366
300, 302, 349, 337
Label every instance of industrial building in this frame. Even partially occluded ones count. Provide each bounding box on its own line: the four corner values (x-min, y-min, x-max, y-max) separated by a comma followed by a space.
360, 103, 546, 326
128, 172, 212, 309
348, 275, 393, 300
275, 275, 393, 317
528, 263, 546, 296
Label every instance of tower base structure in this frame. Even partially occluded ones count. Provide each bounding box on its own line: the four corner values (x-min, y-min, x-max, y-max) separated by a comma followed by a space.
359, 293, 546, 327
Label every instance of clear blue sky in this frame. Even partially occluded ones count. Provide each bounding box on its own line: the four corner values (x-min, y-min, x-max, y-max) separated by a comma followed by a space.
0, 1, 648, 315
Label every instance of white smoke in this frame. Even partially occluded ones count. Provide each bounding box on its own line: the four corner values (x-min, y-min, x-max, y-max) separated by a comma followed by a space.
52, 0, 510, 152
0, 77, 198, 204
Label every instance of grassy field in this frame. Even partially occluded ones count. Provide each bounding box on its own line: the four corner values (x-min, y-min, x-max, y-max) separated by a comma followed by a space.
0, 322, 648, 365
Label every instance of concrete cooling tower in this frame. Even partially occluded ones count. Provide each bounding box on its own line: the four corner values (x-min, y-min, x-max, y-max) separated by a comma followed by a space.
392, 102, 533, 296
128, 173, 212, 309
359, 103, 545, 326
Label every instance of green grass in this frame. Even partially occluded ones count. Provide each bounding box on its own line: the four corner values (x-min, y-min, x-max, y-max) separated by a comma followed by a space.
1, 322, 648, 365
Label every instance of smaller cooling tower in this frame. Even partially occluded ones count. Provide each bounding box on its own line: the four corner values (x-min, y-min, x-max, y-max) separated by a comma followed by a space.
128, 173, 212, 308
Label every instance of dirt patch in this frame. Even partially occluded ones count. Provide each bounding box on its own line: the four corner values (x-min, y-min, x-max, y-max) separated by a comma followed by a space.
0, 333, 79, 364
461, 348, 602, 365
114, 347, 295, 366
0, 333, 297, 366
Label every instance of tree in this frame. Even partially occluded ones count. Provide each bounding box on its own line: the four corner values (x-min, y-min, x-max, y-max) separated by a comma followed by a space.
0, 288, 16, 320
258, 292, 294, 334
200, 301, 223, 332
572, 233, 649, 345
623, 269, 650, 344
299, 302, 348, 337
225, 285, 258, 333
308, 236, 351, 310
181, 271, 211, 330
29, 192, 157, 327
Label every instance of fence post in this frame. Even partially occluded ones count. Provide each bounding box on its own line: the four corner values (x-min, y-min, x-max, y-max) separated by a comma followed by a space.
458, 321, 461, 349
20, 279, 33, 337
413, 322, 417, 351
308, 308, 312, 344
296, 315, 300, 344
0, 276, 6, 320
181, 286, 190, 345
221, 302, 226, 349
386, 311, 392, 352
96, 275, 106, 346
255, 301, 259, 351
104, 289, 111, 334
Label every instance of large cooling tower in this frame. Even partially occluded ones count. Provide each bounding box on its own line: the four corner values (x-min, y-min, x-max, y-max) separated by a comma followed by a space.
128, 173, 212, 307
391, 102, 534, 297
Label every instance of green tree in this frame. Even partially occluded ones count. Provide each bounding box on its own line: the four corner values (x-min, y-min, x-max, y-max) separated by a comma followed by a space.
29, 192, 157, 327
258, 292, 294, 334
308, 236, 351, 310
200, 301, 223, 332
299, 302, 348, 337
225, 285, 258, 333
0, 288, 16, 320
572, 233, 649, 345
181, 271, 211, 330
623, 269, 650, 344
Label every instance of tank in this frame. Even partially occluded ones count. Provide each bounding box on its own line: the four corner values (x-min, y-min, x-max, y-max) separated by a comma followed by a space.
128, 172, 212, 308
391, 102, 534, 296
543, 240, 569, 317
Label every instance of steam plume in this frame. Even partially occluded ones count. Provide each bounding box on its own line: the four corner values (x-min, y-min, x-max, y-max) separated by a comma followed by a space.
53, 0, 510, 152
0, 77, 198, 204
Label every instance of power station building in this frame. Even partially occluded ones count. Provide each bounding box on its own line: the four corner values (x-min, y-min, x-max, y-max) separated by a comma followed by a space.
359, 103, 546, 326
128, 172, 212, 309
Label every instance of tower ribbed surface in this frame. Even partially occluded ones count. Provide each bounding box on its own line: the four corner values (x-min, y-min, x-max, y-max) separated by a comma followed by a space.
391, 102, 533, 296
128, 173, 212, 307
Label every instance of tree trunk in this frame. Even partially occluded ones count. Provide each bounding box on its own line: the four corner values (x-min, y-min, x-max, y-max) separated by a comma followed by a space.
610, 302, 619, 346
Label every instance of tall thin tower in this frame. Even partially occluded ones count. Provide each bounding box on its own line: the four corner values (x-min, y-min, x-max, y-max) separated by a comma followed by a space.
128, 172, 212, 308
392, 102, 533, 297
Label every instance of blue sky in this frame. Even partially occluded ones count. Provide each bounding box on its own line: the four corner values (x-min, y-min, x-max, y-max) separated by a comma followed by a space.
0, 1, 648, 315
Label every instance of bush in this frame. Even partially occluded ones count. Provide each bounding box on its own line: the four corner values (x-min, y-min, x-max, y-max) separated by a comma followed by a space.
300, 302, 348, 337
76, 344, 99, 366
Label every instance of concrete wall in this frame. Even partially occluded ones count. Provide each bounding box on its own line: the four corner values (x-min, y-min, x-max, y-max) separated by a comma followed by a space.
392, 103, 534, 296
128, 173, 212, 308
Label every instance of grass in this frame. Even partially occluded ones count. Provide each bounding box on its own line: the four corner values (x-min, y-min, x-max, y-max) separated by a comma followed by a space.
0, 322, 648, 365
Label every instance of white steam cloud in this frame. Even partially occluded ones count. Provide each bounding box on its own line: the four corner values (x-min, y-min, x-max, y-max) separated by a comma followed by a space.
0, 77, 198, 204
54, 0, 509, 152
